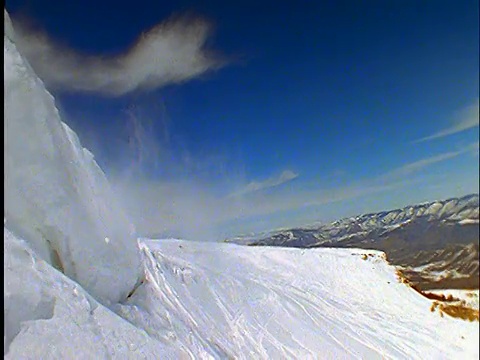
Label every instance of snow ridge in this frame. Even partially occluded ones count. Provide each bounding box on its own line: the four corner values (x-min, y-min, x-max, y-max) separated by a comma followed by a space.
4, 10, 141, 305
242, 194, 479, 248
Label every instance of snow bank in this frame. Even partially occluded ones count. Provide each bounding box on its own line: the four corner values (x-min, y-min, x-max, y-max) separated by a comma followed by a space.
4, 10, 14, 41
4, 10, 141, 305
4, 227, 182, 358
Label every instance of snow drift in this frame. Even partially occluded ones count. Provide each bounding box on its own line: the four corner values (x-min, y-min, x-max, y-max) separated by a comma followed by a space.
4, 226, 183, 358
4, 10, 141, 305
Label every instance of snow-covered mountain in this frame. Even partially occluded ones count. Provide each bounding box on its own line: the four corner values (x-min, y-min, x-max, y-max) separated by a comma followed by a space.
235, 195, 479, 290
239, 194, 479, 248
4, 9, 479, 359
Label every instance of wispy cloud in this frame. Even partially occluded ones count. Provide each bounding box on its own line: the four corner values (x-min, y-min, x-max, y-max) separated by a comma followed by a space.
221, 145, 477, 226
227, 179, 414, 221
113, 143, 477, 240
384, 141, 479, 181
414, 99, 479, 143
379, 150, 463, 181
11, 13, 227, 96
467, 141, 480, 155
228, 170, 299, 197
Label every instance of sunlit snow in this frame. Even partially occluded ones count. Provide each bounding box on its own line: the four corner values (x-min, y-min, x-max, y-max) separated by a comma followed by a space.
3, 9, 479, 359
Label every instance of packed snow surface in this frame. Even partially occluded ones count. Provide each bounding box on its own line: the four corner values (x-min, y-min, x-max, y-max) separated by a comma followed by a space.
5, 229, 479, 359
4, 9, 479, 360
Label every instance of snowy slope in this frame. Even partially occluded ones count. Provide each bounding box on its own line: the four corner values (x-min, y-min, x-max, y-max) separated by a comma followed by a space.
6, 227, 479, 359
4, 10, 141, 305
113, 239, 478, 359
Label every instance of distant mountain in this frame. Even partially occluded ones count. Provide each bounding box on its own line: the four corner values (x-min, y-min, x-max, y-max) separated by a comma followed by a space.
227, 194, 480, 290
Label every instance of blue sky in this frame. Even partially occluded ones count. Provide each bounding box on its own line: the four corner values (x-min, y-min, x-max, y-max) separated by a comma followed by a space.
6, 0, 479, 239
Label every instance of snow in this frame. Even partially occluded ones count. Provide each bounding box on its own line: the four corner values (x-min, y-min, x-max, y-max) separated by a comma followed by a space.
6, 226, 479, 359
4, 227, 182, 358
4, 9, 479, 359
4, 11, 15, 42
115, 239, 477, 359
459, 219, 480, 225
424, 202, 446, 216
384, 219, 412, 231
4, 10, 141, 305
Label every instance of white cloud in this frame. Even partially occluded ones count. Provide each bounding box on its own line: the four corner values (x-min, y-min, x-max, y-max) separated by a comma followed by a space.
415, 99, 479, 143
382, 141, 478, 181
11, 14, 226, 96
229, 170, 299, 197
380, 151, 463, 180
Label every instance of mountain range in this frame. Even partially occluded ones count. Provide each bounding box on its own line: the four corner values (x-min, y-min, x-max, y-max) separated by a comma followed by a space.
227, 194, 480, 290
